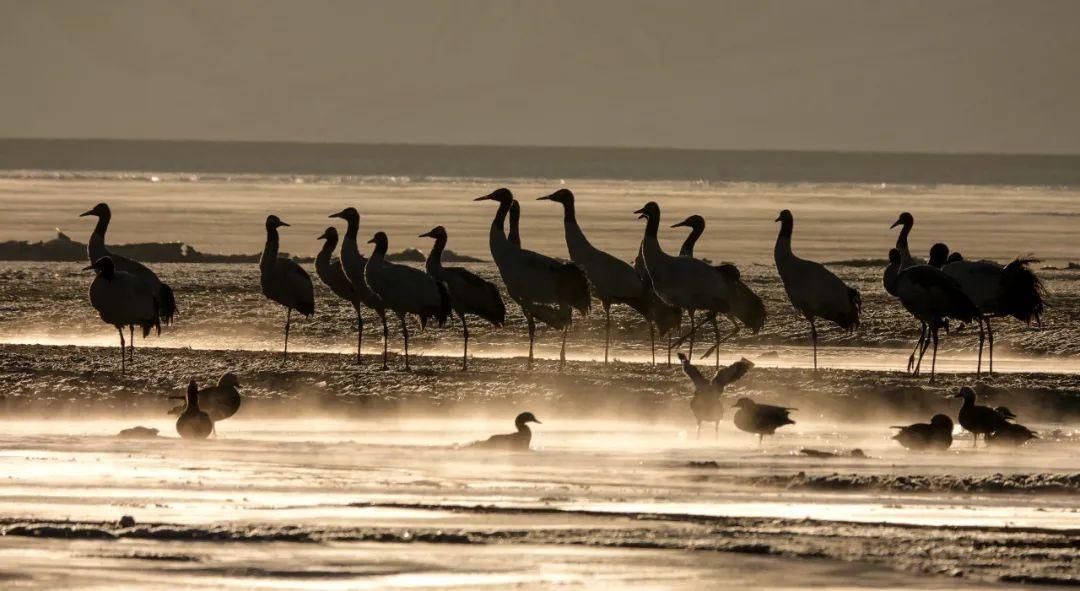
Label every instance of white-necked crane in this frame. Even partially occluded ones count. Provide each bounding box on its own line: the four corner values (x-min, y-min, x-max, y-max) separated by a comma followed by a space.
538, 189, 650, 363
419, 225, 507, 370
634, 248, 681, 366
475, 188, 589, 369
259, 215, 314, 363
84, 256, 160, 375
364, 231, 451, 370
929, 243, 1046, 376
316, 226, 366, 363
773, 210, 862, 370
328, 207, 390, 369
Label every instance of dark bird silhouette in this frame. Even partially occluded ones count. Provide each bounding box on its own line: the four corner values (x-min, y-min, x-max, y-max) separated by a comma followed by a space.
953, 386, 1010, 447
987, 422, 1039, 447
774, 210, 861, 370
883, 249, 979, 382
85, 256, 160, 375
679, 353, 754, 438
170, 372, 241, 423
316, 227, 366, 363
172, 380, 213, 440
420, 225, 506, 370
891, 414, 954, 451
671, 214, 766, 367
929, 243, 1047, 376
465, 412, 541, 451
732, 397, 795, 445
476, 189, 589, 369
540, 189, 650, 364
890, 211, 918, 269
259, 215, 315, 363
329, 207, 390, 368
993, 406, 1018, 421
80, 203, 177, 359
634, 248, 682, 366
365, 231, 451, 370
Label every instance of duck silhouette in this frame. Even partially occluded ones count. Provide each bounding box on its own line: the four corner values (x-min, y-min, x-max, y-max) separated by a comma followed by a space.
169, 372, 241, 423
465, 412, 541, 451
679, 353, 754, 438
988, 422, 1039, 447
732, 398, 795, 445
171, 380, 213, 440
953, 386, 1009, 447
891, 414, 954, 451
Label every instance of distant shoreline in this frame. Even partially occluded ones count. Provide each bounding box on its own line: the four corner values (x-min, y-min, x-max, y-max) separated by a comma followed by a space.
2, 138, 1079, 186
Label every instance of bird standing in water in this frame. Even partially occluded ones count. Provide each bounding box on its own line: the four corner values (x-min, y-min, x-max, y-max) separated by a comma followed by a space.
891, 415, 954, 451
732, 397, 795, 445
172, 380, 213, 440
679, 353, 754, 438
953, 386, 1010, 447
465, 412, 541, 451
85, 256, 160, 375
259, 215, 315, 363
169, 372, 241, 423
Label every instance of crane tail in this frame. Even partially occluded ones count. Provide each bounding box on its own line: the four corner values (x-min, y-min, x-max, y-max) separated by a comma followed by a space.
158, 283, 178, 325
559, 263, 591, 316
1000, 257, 1047, 326
435, 281, 452, 328
728, 280, 766, 334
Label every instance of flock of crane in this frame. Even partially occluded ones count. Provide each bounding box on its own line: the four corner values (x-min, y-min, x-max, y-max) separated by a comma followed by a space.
80, 188, 1045, 383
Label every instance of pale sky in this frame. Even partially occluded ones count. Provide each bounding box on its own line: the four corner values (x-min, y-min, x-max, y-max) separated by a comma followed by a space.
2, 0, 1078, 153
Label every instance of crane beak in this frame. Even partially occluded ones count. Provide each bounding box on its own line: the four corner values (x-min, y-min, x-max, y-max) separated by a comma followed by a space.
366, 237, 376, 244
670, 219, 690, 228
328, 210, 345, 219
78, 210, 95, 217
278, 221, 290, 227
316, 230, 329, 240
774, 215, 782, 222
533, 418, 542, 424
889, 219, 901, 229
536, 193, 554, 201
474, 194, 493, 201
418, 230, 434, 238
633, 207, 647, 220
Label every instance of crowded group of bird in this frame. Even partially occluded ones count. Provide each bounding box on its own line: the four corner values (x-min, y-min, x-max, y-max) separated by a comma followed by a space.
78, 187, 1048, 449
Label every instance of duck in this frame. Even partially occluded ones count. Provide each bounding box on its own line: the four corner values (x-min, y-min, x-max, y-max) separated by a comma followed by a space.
679, 353, 754, 438
987, 422, 1039, 447
169, 372, 241, 422
891, 414, 954, 451
172, 380, 214, 440
953, 386, 1010, 447
465, 412, 541, 451
732, 398, 795, 444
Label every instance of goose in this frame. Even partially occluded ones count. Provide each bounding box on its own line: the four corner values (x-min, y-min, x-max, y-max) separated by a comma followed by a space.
883, 249, 979, 382
929, 243, 1046, 376
419, 225, 506, 370
259, 215, 315, 363
633, 202, 742, 354
679, 353, 754, 438
539, 189, 650, 363
670, 214, 766, 367
170, 372, 241, 422
465, 412, 541, 451
774, 210, 862, 370
953, 386, 1010, 447
316, 226, 366, 363
171, 380, 213, 439
475, 189, 589, 369
987, 422, 1038, 447
328, 207, 390, 369
84, 256, 160, 374
891, 415, 954, 451
364, 231, 450, 370
732, 397, 795, 445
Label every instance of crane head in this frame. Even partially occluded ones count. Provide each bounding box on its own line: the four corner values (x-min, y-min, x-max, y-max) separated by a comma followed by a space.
928, 243, 950, 268
328, 207, 359, 222
317, 226, 338, 241
475, 188, 513, 204
419, 226, 447, 240
79, 203, 110, 218
671, 214, 704, 230
774, 209, 793, 224
633, 202, 660, 220
890, 212, 914, 229
537, 188, 573, 205
265, 215, 289, 230
367, 231, 388, 247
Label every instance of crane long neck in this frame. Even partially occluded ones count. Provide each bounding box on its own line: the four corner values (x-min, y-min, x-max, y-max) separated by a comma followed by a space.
643, 213, 660, 241
92, 213, 110, 238
896, 223, 913, 265
261, 227, 279, 268
559, 200, 577, 224
317, 237, 337, 265
679, 226, 704, 257
426, 236, 446, 274
775, 218, 794, 260
490, 201, 510, 246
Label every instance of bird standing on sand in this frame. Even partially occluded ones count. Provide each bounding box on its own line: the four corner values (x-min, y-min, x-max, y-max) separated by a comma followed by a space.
465, 412, 542, 451
85, 256, 160, 375
260, 215, 315, 363
929, 243, 1046, 376
80, 203, 177, 359
891, 415, 954, 451
679, 353, 754, 438
316, 227, 366, 363
329, 207, 390, 368
172, 380, 213, 439
419, 226, 506, 370
539, 189, 650, 364
953, 386, 1010, 447
773, 210, 862, 371
364, 231, 451, 370
732, 397, 795, 445
170, 372, 242, 423
476, 189, 590, 369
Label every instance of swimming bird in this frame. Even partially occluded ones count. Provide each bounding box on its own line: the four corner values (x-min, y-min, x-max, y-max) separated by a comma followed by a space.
364, 231, 450, 370
259, 215, 315, 363
420, 225, 506, 370
774, 210, 862, 370
539, 189, 650, 364
634, 202, 745, 357
328, 207, 390, 368
669, 214, 766, 367
732, 397, 795, 445
170, 372, 242, 423
929, 243, 1046, 376
679, 353, 754, 438
883, 249, 979, 382
85, 256, 160, 375
316, 227, 366, 363
953, 386, 1010, 447
465, 412, 541, 451
891, 414, 954, 451
80, 203, 177, 359
475, 189, 589, 369
987, 422, 1038, 447
172, 380, 214, 439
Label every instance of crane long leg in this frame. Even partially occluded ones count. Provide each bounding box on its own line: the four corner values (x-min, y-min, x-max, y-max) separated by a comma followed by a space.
526, 313, 536, 370
688, 310, 696, 358
128, 325, 135, 365
117, 327, 125, 376
711, 314, 720, 368
666, 330, 672, 367
976, 317, 985, 377
908, 323, 926, 374
649, 323, 656, 366
283, 308, 291, 364
559, 324, 568, 371
986, 318, 994, 375
929, 325, 940, 384
913, 323, 931, 376
461, 313, 469, 371
380, 312, 389, 370
603, 302, 611, 364
699, 315, 740, 362
810, 317, 818, 371
356, 310, 364, 365
671, 310, 709, 351
400, 313, 410, 371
